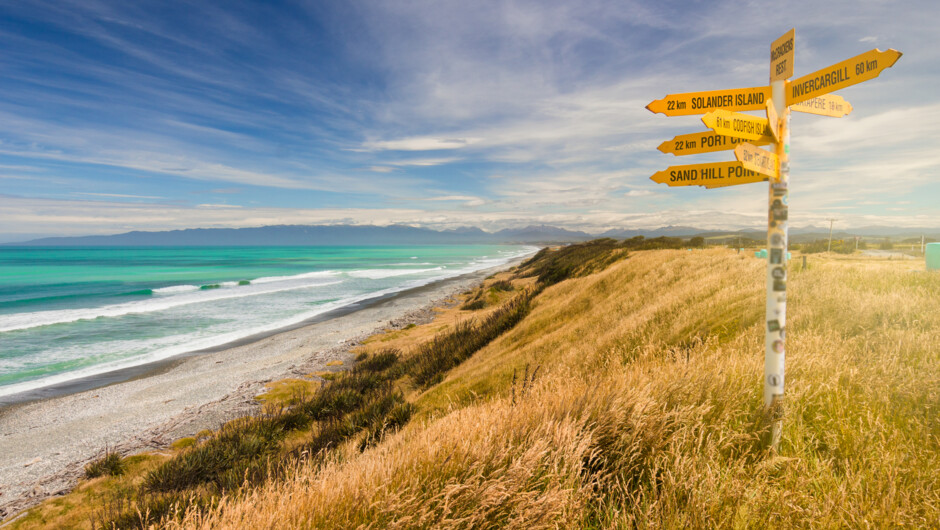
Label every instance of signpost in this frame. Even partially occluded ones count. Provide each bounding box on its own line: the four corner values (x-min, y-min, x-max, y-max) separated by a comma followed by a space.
701, 109, 772, 141
646, 86, 772, 116
735, 143, 779, 179
790, 94, 853, 117
645, 29, 901, 450
770, 29, 795, 82
650, 161, 766, 188
787, 48, 902, 105
765, 99, 781, 141
657, 131, 771, 156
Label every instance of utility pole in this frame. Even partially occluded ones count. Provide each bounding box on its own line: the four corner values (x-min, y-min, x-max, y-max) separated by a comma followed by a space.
827, 218, 837, 253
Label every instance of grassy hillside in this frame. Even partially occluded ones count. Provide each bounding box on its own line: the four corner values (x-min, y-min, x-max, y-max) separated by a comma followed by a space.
12, 244, 940, 528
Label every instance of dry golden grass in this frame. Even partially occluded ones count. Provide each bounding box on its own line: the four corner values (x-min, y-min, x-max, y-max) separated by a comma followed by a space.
355, 271, 532, 359
8, 453, 174, 530
158, 249, 940, 529
255, 378, 322, 407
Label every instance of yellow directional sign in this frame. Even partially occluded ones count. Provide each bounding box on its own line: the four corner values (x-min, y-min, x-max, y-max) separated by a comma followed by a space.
650, 161, 767, 188
735, 142, 779, 179
765, 99, 781, 142
701, 109, 772, 141
790, 94, 853, 117
657, 130, 771, 156
702, 173, 767, 188
787, 48, 902, 105
646, 86, 771, 116
770, 28, 795, 82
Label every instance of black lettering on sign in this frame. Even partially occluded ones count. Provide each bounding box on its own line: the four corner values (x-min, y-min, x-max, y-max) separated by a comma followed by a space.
770, 37, 794, 61
793, 67, 852, 98
670, 169, 697, 182
735, 92, 765, 106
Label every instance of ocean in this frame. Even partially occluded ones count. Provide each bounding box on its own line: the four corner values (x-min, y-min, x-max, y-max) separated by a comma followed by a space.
0, 245, 536, 400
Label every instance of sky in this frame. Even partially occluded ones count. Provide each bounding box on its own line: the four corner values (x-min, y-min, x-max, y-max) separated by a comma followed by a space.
1, 0, 938, 242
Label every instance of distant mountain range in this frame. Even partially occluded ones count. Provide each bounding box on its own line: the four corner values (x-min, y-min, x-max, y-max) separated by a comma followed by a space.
5, 224, 939, 247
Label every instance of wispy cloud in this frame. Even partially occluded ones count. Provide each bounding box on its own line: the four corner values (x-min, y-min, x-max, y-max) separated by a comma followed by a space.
75, 192, 164, 199
363, 137, 480, 151
386, 157, 462, 167
424, 195, 487, 207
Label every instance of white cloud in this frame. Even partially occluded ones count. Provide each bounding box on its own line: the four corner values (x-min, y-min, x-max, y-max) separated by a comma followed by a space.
425, 195, 487, 207
363, 137, 480, 151
75, 192, 164, 199
386, 157, 461, 167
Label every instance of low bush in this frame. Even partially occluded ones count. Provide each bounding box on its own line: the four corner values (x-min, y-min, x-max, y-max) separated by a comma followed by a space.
409, 290, 535, 387
489, 280, 514, 292
84, 449, 125, 479
460, 298, 486, 311
517, 239, 629, 286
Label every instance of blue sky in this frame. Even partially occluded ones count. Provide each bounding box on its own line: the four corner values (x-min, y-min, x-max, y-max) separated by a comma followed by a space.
1, 0, 938, 242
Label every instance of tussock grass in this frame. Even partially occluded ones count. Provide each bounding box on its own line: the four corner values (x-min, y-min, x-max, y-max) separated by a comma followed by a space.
84, 449, 125, 479
489, 279, 514, 292
459, 298, 486, 310
517, 238, 629, 286
165, 249, 940, 529
409, 290, 535, 387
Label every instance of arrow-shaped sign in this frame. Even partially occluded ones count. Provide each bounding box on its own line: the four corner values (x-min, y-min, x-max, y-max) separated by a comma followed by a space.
702, 109, 772, 141
646, 86, 771, 116
650, 161, 767, 188
657, 130, 771, 156
787, 48, 902, 106
765, 99, 781, 142
790, 94, 853, 117
735, 143, 779, 179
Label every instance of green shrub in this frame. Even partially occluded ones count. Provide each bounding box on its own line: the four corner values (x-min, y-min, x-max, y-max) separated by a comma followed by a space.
461, 298, 486, 310
518, 239, 629, 287
356, 348, 400, 373
410, 290, 535, 386
489, 280, 514, 292
84, 449, 125, 479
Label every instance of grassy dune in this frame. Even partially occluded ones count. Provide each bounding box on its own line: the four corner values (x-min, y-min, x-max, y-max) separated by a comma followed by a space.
162, 248, 938, 528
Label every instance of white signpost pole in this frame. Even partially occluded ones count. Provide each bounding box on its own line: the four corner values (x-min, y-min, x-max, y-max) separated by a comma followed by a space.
765, 29, 793, 449
764, 83, 788, 447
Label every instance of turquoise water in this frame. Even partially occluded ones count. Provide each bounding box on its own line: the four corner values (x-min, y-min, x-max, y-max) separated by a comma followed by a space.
0, 245, 535, 398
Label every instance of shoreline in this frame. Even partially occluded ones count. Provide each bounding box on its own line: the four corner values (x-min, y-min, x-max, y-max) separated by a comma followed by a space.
0, 269, 498, 409
0, 256, 527, 521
